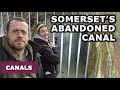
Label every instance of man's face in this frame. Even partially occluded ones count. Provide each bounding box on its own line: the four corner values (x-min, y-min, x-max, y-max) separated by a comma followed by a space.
39, 26, 49, 39
6, 20, 29, 50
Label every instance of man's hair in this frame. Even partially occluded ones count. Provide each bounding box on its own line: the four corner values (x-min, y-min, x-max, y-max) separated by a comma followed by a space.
6, 17, 28, 32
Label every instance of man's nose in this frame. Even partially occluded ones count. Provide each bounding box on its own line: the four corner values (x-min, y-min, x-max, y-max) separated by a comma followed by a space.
18, 31, 24, 37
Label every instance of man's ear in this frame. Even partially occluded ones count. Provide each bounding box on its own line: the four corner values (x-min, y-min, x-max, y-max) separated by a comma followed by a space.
4, 31, 7, 37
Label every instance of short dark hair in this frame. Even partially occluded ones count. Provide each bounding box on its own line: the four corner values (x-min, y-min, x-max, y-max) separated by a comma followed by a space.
6, 17, 28, 32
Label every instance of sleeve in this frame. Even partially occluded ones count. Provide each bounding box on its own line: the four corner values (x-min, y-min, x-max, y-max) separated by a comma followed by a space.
40, 44, 60, 65
52, 47, 58, 54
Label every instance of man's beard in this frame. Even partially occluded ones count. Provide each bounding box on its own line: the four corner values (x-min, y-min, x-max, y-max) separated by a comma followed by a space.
13, 42, 26, 50
12, 39, 27, 50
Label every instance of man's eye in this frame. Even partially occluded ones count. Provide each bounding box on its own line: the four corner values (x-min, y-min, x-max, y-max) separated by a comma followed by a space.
22, 31, 27, 34
13, 31, 18, 33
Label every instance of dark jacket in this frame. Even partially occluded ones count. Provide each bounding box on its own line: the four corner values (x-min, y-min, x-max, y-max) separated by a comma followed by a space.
34, 37, 59, 76
0, 36, 43, 78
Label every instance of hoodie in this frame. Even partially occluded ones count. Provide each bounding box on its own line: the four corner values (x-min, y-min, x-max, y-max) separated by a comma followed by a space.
0, 37, 43, 78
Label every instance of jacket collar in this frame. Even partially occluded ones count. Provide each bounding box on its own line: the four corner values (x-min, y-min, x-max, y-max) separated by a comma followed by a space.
1, 37, 35, 60
34, 34, 48, 43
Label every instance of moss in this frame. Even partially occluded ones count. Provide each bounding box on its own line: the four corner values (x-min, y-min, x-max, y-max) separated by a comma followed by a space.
96, 48, 103, 78
87, 42, 97, 77
109, 43, 118, 77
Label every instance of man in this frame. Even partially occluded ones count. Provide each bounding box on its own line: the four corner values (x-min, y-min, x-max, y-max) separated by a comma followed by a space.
0, 17, 43, 78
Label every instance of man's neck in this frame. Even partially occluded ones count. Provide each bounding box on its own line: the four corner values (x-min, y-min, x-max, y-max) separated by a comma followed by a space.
15, 49, 25, 60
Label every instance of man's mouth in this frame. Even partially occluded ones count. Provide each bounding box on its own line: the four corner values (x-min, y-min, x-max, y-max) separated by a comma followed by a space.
15, 39, 24, 42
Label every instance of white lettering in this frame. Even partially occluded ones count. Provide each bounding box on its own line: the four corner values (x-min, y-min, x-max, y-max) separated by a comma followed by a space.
5, 65, 32, 70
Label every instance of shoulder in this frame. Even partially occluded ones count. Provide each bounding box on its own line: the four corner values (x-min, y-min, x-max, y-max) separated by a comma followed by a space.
0, 36, 4, 45
0, 36, 5, 50
28, 40, 42, 53
0, 37, 6, 60
34, 38, 48, 45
